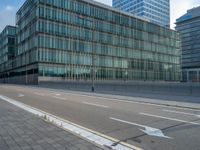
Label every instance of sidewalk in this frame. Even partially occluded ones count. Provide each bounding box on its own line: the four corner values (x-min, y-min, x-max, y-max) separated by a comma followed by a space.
0, 100, 103, 150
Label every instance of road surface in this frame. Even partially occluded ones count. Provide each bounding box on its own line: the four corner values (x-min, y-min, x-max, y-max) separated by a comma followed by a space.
0, 84, 200, 150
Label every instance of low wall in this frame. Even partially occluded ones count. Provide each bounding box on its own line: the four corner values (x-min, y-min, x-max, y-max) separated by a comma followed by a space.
38, 78, 200, 97
0, 74, 38, 84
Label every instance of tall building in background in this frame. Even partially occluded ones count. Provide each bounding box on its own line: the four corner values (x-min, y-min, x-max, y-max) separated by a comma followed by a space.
0, 26, 17, 73
176, 6, 200, 82
0, 0, 180, 84
113, 0, 170, 27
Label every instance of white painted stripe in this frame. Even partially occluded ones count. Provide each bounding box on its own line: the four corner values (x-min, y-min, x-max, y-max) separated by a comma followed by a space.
140, 113, 200, 125
18, 94, 24, 97
50, 92, 61, 96
34, 92, 45, 96
53, 96, 67, 100
46, 89, 200, 112
53, 96, 75, 103
82, 102, 109, 108
11, 86, 200, 112
110, 117, 147, 128
163, 109, 200, 118
0, 95, 140, 150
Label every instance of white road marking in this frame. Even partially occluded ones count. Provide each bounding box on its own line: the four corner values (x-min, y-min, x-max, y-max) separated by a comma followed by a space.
140, 113, 200, 125
0, 95, 141, 150
18, 94, 24, 97
53, 96, 67, 100
45, 89, 200, 112
53, 96, 76, 103
8, 85, 200, 112
82, 102, 109, 108
110, 117, 172, 139
34, 92, 45, 96
163, 109, 200, 118
50, 92, 61, 96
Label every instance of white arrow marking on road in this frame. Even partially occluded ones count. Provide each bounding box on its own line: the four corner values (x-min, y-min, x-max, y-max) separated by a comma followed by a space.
110, 117, 172, 139
163, 109, 200, 118
18, 94, 24, 97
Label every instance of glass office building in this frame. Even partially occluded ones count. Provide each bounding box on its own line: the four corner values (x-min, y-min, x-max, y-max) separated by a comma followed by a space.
0, 26, 17, 72
113, 0, 170, 27
0, 0, 180, 84
176, 6, 200, 82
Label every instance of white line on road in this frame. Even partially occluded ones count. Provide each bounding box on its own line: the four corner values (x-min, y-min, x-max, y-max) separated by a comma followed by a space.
82, 102, 109, 108
9, 86, 200, 112
53, 96, 76, 103
18, 94, 24, 97
163, 109, 200, 118
34, 92, 45, 96
110, 117, 172, 139
45, 89, 200, 112
140, 113, 200, 125
53, 96, 67, 100
50, 92, 61, 96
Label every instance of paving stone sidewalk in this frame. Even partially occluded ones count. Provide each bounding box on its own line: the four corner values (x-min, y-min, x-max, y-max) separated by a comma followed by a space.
0, 100, 103, 150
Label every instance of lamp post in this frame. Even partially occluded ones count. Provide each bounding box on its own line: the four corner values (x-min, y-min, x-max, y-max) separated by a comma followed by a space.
26, 53, 28, 85
87, 17, 95, 92
91, 19, 95, 92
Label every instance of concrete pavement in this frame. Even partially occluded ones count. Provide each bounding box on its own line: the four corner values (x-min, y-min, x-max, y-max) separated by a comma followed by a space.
0, 84, 200, 150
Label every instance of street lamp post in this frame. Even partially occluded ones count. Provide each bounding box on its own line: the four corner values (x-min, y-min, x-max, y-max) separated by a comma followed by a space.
91, 19, 95, 92
26, 53, 28, 85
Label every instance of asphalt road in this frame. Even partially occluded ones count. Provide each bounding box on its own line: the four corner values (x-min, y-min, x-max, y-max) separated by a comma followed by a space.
0, 84, 200, 150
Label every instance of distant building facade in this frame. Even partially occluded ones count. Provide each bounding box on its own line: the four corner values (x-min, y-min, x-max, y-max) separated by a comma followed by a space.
113, 0, 170, 27
0, 0, 181, 84
176, 6, 200, 82
0, 26, 17, 75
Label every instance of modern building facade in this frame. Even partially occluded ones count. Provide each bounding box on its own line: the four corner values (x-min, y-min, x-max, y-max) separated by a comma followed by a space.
176, 6, 200, 82
0, 26, 16, 66
113, 0, 170, 27
0, 0, 181, 84
0, 26, 17, 82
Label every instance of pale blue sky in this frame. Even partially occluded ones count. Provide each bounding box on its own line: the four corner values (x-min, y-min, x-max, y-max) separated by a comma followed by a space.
0, 0, 200, 32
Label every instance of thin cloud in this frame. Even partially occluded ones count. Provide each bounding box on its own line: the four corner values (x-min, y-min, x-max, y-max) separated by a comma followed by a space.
0, 5, 17, 32
170, 0, 199, 29
5, 5, 15, 11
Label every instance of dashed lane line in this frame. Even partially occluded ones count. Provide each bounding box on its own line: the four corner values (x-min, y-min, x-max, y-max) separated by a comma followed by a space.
82, 102, 109, 108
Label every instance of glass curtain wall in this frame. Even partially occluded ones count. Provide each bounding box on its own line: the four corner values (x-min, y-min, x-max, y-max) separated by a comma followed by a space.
36, 0, 180, 81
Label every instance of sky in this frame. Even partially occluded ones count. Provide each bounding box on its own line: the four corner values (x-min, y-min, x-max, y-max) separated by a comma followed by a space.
0, 0, 200, 32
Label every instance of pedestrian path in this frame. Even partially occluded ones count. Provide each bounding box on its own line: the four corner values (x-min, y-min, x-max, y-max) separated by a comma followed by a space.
0, 100, 103, 150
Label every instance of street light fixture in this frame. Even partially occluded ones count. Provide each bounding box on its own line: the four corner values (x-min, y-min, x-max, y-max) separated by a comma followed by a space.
90, 18, 95, 92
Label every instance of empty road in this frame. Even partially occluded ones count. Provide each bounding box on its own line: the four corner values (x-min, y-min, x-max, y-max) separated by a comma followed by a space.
0, 84, 200, 150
